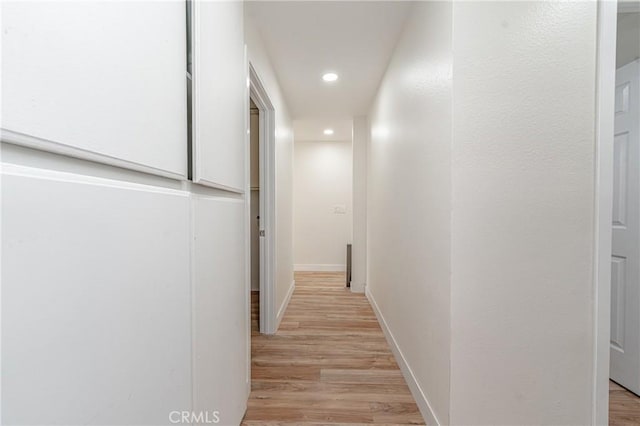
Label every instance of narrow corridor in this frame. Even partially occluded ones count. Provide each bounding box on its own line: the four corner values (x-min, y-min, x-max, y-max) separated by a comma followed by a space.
242, 272, 424, 424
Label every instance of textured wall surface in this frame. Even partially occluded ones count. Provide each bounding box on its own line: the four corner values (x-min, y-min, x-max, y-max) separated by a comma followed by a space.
367, 2, 453, 423
450, 2, 598, 424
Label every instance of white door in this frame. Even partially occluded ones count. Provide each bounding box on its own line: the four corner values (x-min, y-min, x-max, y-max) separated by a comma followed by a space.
611, 59, 640, 394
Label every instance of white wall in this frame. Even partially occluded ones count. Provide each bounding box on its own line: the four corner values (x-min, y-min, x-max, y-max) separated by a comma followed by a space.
192, 0, 246, 191
191, 195, 247, 424
617, 12, 640, 68
351, 116, 367, 292
449, 2, 597, 424
293, 140, 352, 271
245, 15, 295, 324
368, 1, 599, 424
2, 1, 250, 424
2, 165, 192, 425
1, 1, 187, 178
367, 2, 452, 424
189, 3, 250, 423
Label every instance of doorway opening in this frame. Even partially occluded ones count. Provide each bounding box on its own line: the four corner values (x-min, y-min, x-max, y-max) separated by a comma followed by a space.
250, 98, 261, 333
247, 63, 277, 335
594, 1, 640, 424
609, 4, 640, 424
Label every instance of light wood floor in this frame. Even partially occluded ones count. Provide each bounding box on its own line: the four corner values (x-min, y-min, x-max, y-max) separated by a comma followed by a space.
242, 271, 425, 425
611, 380, 640, 425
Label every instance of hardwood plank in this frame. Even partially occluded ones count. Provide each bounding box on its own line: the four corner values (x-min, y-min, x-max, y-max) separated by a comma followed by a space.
243, 271, 425, 425
251, 280, 640, 425
243, 406, 374, 423
610, 380, 640, 426
252, 366, 321, 381
249, 384, 418, 404
320, 369, 407, 385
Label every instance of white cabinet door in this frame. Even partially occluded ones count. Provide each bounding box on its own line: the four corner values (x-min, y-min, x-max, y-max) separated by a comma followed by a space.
191, 195, 248, 424
192, 0, 246, 192
611, 59, 640, 394
1, 1, 187, 178
1, 166, 192, 425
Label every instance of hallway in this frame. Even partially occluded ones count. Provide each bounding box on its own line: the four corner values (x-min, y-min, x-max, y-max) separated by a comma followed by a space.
243, 272, 424, 425
1, 1, 635, 424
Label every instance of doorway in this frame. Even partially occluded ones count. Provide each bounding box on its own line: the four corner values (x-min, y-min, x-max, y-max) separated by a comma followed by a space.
250, 98, 260, 332
247, 63, 277, 335
594, 2, 640, 424
608, 5, 640, 423
610, 57, 640, 394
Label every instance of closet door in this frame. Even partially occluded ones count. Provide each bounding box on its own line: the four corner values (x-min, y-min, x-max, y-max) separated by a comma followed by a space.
192, 0, 246, 191
1, 1, 187, 178
1, 166, 192, 425
191, 195, 248, 424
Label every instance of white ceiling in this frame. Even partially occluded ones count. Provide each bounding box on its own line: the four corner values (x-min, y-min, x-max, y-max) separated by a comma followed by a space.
246, 1, 412, 139
293, 119, 353, 142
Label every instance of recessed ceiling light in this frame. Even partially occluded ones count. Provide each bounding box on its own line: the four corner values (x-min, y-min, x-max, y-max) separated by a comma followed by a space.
323, 129, 334, 135
322, 72, 338, 82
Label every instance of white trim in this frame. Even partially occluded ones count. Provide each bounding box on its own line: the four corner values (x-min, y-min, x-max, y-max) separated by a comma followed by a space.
195, 177, 243, 194
242, 44, 252, 398
190, 1, 244, 193
1, 162, 187, 197
366, 287, 439, 426
594, 2, 617, 425
294, 264, 346, 272
0, 129, 187, 181
249, 63, 278, 335
276, 280, 295, 330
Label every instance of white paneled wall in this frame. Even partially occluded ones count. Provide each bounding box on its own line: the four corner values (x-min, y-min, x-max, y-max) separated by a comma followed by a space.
192, 0, 246, 191
1, 166, 192, 425
192, 196, 248, 425
1, 1, 187, 178
1, 0, 251, 424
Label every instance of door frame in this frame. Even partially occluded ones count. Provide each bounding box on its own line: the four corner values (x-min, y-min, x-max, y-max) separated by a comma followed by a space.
593, 1, 618, 424
247, 62, 277, 336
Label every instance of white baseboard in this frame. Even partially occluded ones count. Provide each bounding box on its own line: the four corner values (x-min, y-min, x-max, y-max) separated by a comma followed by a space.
294, 264, 346, 272
275, 280, 295, 331
366, 287, 440, 426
